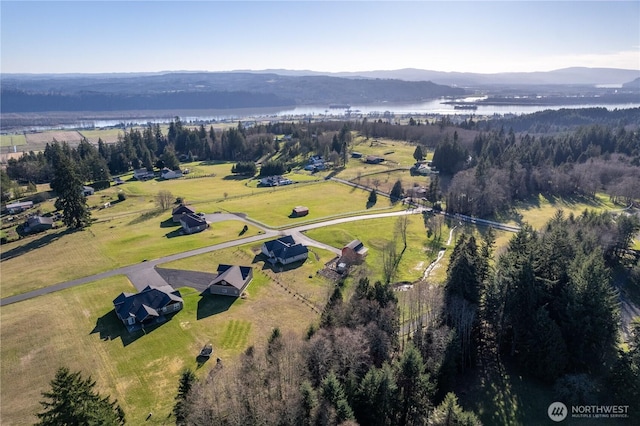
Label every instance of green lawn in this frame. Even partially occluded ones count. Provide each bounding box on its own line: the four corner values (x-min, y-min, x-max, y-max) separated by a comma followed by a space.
214, 180, 403, 228
0, 213, 263, 298
0, 266, 324, 425
160, 242, 336, 309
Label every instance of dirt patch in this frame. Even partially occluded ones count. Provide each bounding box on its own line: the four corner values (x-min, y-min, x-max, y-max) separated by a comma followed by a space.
25, 131, 83, 145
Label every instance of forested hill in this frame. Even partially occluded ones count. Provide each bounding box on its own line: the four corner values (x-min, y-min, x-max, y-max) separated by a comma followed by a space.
0, 72, 465, 113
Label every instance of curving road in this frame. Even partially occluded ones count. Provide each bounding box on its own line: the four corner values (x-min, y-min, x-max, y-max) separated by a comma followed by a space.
0, 209, 431, 306
0, 191, 520, 307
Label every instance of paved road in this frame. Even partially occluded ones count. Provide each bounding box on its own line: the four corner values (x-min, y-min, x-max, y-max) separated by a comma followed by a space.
0, 209, 424, 306
0, 231, 278, 306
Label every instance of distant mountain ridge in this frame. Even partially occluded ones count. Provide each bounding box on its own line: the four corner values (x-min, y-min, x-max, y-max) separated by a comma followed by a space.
235, 67, 640, 86
0, 72, 465, 113
2, 67, 638, 114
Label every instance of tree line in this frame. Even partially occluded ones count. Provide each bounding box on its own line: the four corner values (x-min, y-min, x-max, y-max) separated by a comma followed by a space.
442, 210, 640, 413
438, 124, 640, 217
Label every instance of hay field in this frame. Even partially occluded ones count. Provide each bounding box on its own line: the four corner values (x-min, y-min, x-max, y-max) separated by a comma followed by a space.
25, 130, 84, 145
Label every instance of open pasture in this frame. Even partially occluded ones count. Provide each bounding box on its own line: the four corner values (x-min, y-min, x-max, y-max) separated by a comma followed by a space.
504, 192, 618, 230
350, 136, 428, 167
0, 264, 322, 425
79, 128, 124, 144
215, 180, 402, 228
0, 133, 27, 147
25, 130, 84, 146
0, 209, 262, 298
351, 168, 434, 197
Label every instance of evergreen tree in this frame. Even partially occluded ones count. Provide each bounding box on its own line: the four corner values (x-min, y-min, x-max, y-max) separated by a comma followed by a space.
36, 367, 125, 426
320, 370, 354, 423
413, 145, 424, 162
354, 363, 398, 426
390, 180, 403, 202
395, 344, 434, 426
51, 154, 91, 229
429, 392, 481, 426
297, 380, 318, 426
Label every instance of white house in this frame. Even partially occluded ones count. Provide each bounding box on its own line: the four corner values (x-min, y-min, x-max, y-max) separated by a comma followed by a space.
161, 168, 183, 180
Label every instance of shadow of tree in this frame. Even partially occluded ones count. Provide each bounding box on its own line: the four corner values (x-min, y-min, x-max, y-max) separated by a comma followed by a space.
222, 175, 251, 181
196, 354, 211, 369
128, 208, 164, 225
197, 295, 236, 320
0, 228, 75, 262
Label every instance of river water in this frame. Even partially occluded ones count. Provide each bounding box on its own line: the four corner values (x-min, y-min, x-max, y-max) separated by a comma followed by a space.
8, 97, 640, 132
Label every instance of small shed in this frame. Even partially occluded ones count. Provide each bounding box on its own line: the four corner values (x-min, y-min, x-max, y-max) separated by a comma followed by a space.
292, 206, 309, 217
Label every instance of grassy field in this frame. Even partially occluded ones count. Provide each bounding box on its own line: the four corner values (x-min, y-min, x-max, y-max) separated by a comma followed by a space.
215, 180, 403, 228
0, 263, 326, 425
0, 213, 263, 298
78, 128, 124, 144
350, 136, 429, 167
0, 133, 27, 147
503, 193, 618, 230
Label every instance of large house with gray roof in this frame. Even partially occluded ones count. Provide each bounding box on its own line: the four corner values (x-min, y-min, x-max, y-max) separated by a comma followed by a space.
113, 285, 183, 332
203, 264, 254, 297
261, 235, 309, 265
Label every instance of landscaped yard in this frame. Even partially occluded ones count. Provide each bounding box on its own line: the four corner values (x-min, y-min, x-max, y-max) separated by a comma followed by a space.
0, 268, 323, 425
160, 242, 336, 309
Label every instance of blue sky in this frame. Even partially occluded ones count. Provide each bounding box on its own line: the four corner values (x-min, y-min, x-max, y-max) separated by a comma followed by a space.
1, 1, 639, 74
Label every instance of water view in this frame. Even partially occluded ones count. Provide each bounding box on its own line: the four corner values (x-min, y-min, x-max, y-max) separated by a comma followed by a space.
8, 98, 640, 132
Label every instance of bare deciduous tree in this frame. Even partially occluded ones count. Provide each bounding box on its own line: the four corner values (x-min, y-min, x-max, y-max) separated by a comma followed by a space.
156, 190, 174, 210
382, 240, 398, 285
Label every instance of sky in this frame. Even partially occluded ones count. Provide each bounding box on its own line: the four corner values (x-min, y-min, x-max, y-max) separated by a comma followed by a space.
1, 1, 639, 74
